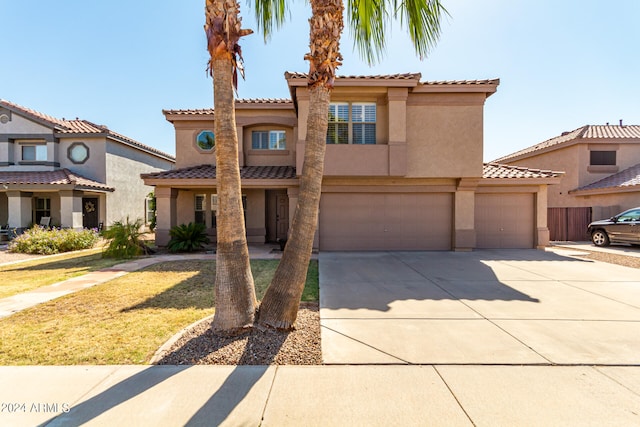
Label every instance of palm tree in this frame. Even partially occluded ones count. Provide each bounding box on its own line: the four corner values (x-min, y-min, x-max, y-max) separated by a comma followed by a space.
255, 0, 447, 329
205, 0, 258, 334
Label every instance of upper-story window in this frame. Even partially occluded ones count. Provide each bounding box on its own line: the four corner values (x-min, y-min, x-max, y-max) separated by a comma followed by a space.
252, 130, 286, 150
196, 131, 215, 151
590, 151, 616, 166
327, 102, 376, 145
22, 144, 47, 161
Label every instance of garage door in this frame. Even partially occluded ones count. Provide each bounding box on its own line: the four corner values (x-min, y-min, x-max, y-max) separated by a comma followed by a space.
475, 193, 534, 248
320, 193, 452, 250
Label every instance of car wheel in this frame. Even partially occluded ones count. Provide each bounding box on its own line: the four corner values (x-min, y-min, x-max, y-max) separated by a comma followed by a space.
591, 230, 610, 247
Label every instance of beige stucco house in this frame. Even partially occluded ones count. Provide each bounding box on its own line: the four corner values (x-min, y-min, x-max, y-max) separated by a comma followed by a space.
494, 124, 640, 240
0, 100, 175, 232
143, 72, 561, 251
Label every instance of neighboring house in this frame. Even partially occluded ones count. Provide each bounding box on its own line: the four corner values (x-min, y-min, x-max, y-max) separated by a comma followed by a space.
494, 124, 640, 240
143, 72, 561, 251
0, 100, 175, 232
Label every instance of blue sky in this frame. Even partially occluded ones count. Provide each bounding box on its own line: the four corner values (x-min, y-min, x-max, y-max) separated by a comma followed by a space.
2, 0, 639, 161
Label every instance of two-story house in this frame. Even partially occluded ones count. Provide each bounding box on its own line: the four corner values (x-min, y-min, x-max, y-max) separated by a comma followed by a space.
143, 72, 561, 251
0, 100, 175, 232
494, 124, 640, 241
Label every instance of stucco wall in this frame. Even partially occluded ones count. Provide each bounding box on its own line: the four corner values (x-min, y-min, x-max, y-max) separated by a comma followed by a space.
58, 137, 108, 182
104, 141, 173, 225
405, 94, 485, 178
504, 141, 640, 212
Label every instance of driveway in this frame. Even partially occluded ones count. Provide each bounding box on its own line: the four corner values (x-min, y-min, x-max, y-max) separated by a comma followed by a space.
319, 249, 640, 365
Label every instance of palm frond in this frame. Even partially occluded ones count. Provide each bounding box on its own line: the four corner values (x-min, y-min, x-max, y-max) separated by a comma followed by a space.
254, 0, 290, 41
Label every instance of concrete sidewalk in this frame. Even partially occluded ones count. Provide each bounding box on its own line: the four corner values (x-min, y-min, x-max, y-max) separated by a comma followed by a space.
1, 364, 638, 426
0, 244, 284, 319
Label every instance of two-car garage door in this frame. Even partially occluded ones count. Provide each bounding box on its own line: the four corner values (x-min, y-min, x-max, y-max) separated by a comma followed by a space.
319, 193, 453, 250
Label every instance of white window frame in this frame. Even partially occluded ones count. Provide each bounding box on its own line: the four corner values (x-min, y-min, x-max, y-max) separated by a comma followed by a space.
327, 102, 376, 145
194, 194, 206, 226
252, 130, 286, 150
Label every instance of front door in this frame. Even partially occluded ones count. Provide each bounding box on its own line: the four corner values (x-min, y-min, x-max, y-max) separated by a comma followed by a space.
82, 197, 99, 229
266, 190, 289, 242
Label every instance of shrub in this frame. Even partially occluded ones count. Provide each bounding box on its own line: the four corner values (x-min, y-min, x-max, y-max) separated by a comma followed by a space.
167, 222, 210, 253
101, 217, 150, 259
8, 226, 99, 255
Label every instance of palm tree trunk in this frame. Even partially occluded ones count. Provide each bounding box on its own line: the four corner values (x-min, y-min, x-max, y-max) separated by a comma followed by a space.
258, 0, 343, 330
206, 0, 257, 334
211, 57, 257, 334
258, 86, 330, 329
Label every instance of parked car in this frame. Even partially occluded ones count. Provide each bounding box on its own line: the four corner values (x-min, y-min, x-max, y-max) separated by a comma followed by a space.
588, 207, 640, 247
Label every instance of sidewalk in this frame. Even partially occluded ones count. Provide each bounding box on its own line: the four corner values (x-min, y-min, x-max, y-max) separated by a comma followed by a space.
1, 364, 638, 426
0, 244, 284, 319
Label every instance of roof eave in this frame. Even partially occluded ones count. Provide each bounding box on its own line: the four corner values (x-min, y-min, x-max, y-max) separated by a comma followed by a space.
569, 185, 640, 196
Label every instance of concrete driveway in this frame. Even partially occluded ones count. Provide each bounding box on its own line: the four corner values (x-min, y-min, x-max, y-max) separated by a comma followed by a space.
319, 249, 640, 365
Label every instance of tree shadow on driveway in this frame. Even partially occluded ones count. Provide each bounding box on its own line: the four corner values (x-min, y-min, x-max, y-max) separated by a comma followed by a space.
319, 249, 600, 313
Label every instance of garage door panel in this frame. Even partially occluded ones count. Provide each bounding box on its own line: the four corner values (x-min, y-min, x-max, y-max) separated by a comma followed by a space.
320, 192, 452, 250
476, 194, 534, 249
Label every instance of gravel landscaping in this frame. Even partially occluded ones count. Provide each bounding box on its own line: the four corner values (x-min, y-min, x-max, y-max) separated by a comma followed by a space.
155, 302, 322, 365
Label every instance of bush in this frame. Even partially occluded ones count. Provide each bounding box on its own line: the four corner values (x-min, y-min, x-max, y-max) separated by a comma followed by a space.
167, 222, 210, 253
101, 217, 150, 259
8, 226, 99, 255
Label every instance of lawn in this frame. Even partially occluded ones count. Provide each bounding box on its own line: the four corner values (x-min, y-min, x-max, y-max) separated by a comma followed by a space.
0, 259, 319, 365
0, 250, 124, 299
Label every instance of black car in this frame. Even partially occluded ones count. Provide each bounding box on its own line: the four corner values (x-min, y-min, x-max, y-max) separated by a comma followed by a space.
588, 207, 640, 247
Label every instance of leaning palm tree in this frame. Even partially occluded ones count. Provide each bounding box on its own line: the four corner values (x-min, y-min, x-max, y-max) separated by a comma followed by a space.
256, 0, 447, 329
205, 0, 258, 334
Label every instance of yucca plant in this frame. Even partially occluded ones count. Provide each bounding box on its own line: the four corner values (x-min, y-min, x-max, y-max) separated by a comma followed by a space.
167, 222, 210, 253
101, 217, 150, 259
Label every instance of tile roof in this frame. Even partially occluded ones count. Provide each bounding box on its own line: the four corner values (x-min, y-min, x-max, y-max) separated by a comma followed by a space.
421, 79, 501, 86
142, 164, 296, 180
285, 72, 423, 81
482, 163, 563, 179
571, 163, 640, 194
163, 99, 293, 116
0, 100, 175, 161
493, 125, 640, 163
0, 169, 114, 191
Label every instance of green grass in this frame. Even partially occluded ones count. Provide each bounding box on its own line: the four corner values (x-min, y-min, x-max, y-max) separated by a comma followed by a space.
0, 259, 319, 365
0, 250, 125, 299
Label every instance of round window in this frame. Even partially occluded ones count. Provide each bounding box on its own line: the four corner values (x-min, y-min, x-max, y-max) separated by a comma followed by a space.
68, 142, 89, 164
196, 131, 215, 151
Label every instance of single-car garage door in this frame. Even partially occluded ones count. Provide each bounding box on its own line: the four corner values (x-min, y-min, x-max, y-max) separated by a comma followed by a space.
475, 193, 534, 248
320, 193, 453, 250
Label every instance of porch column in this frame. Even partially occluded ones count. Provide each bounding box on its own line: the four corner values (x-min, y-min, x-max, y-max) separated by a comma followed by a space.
59, 190, 83, 230
155, 186, 178, 246
535, 185, 550, 249
387, 88, 408, 176
454, 179, 478, 251
7, 191, 32, 229
237, 126, 245, 167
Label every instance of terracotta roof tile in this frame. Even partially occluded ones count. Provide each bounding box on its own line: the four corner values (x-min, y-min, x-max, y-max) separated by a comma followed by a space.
421, 79, 500, 85
1, 100, 175, 161
483, 163, 562, 179
163, 99, 293, 116
142, 164, 296, 180
0, 169, 114, 191
494, 125, 640, 163
285, 72, 422, 80
571, 163, 640, 194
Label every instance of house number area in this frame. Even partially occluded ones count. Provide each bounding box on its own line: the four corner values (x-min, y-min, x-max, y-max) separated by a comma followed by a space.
1, 402, 70, 413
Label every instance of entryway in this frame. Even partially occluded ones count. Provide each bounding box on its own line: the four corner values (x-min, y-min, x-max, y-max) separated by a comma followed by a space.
266, 190, 289, 243
82, 197, 99, 229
